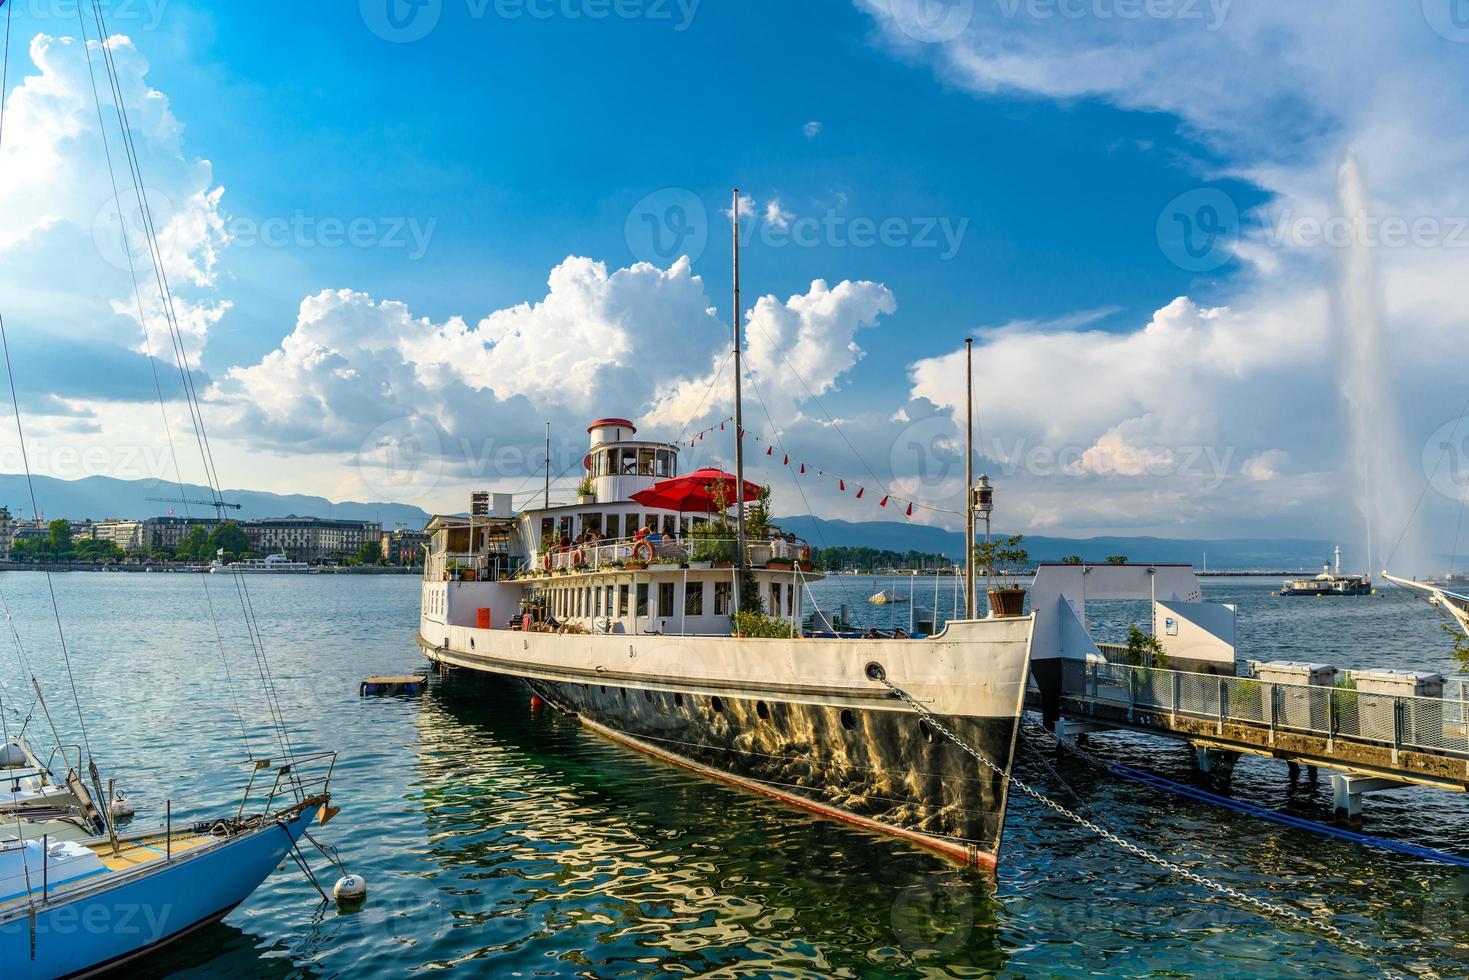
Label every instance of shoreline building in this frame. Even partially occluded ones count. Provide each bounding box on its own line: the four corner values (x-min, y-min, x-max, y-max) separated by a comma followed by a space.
245, 517, 382, 563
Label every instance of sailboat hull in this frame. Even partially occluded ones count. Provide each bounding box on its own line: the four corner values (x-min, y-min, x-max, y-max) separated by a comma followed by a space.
0, 804, 320, 979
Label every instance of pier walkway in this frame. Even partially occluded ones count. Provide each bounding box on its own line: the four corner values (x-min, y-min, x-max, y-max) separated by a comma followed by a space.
1036, 657, 1469, 820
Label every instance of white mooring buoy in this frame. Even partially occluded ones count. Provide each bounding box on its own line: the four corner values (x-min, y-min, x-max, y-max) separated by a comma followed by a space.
333, 874, 368, 905
109, 793, 135, 821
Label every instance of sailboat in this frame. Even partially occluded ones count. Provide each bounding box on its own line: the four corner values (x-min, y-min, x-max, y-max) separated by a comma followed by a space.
1381, 571, 1469, 637
416, 191, 1035, 869
0, 3, 339, 975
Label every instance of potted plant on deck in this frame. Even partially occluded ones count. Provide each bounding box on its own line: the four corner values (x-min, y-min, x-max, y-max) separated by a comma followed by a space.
977, 534, 1029, 618
577, 476, 595, 505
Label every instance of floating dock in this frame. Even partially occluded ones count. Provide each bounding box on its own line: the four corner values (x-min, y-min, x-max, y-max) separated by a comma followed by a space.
360, 675, 427, 696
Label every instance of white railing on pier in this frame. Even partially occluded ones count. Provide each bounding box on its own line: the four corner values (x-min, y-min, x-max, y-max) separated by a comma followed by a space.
1061, 659, 1469, 760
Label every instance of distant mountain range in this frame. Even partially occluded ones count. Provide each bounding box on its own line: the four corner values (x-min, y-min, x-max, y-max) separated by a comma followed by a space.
0, 475, 433, 528
775, 516, 1339, 572
0, 474, 1346, 570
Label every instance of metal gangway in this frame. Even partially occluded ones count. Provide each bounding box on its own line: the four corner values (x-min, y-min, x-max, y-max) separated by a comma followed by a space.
1044, 656, 1469, 820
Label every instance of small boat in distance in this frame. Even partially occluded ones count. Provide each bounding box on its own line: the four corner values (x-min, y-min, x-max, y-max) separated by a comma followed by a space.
212, 553, 313, 574
1280, 546, 1372, 596
867, 589, 907, 604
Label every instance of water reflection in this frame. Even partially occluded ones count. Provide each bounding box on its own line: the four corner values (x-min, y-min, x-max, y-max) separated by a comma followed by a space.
399, 674, 1011, 976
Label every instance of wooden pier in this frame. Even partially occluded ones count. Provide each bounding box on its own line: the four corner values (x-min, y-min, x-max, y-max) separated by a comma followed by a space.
1034, 658, 1469, 820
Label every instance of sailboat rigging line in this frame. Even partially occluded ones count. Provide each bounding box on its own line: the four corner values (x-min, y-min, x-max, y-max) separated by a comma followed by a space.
81, 0, 299, 773
0, 0, 99, 774
0, 313, 95, 770
68, 3, 256, 761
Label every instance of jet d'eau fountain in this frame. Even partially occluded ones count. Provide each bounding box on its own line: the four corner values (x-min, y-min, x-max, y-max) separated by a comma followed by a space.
1333, 153, 1425, 577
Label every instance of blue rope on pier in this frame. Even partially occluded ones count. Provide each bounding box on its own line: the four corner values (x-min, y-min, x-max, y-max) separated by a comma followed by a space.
1104, 759, 1469, 869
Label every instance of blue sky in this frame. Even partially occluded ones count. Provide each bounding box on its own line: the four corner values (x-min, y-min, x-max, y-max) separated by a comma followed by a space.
156, 2, 1246, 382
1, 1, 1467, 571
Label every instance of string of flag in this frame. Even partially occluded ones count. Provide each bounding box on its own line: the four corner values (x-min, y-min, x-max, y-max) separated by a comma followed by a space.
680, 417, 962, 519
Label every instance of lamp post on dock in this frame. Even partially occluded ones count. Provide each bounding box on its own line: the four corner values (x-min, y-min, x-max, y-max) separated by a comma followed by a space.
973, 474, 993, 613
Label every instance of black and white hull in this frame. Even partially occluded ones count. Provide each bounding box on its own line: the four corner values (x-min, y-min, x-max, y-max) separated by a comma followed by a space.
419, 618, 1033, 867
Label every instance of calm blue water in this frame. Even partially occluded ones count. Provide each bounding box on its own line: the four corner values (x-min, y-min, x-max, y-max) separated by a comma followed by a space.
1, 570, 1466, 977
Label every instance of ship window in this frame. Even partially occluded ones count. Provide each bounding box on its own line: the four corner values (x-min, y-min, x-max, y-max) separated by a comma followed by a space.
756, 700, 769, 720
662, 515, 676, 535
594, 588, 603, 617
583, 513, 602, 536
770, 583, 782, 617
636, 583, 649, 616
841, 708, 857, 731
655, 450, 672, 477
618, 584, 630, 616
674, 692, 684, 706
605, 514, 621, 540
711, 695, 723, 713
605, 585, 614, 616
714, 581, 731, 615
599, 450, 614, 476
658, 582, 675, 618
621, 449, 639, 475
685, 581, 704, 616
919, 719, 934, 743
786, 584, 794, 613
638, 448, 655, 475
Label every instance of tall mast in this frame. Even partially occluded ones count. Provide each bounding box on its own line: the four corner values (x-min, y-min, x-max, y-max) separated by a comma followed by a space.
964, 338, 975, 618
544, 421, 551, 509
732, 188, 748, 610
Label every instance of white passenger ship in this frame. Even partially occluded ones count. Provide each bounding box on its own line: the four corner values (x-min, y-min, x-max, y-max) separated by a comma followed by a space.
417, 194, 1033, 867
418, 418, 1034, 867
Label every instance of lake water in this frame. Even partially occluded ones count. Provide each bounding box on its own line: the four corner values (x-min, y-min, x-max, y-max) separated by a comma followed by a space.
2, 570, 1467, 977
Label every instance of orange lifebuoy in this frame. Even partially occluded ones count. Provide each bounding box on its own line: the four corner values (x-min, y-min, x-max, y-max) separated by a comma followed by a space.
631, 539, 653, 562
571, 548, 585, 566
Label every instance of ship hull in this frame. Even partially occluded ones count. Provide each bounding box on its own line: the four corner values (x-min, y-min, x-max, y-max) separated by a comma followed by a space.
419, 617, 1033, 867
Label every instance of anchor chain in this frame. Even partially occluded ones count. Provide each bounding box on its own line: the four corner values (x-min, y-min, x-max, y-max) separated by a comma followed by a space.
871, 673, 1380, 959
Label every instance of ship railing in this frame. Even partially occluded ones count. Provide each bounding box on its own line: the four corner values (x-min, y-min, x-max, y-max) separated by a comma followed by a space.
230, 749, 338, 822
1061, 659, 1469, 760
426, 550, 514, 583
535, 534, 812, 573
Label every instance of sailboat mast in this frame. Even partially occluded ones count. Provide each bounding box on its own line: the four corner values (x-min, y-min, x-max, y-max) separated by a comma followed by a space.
732, 188, 748, 609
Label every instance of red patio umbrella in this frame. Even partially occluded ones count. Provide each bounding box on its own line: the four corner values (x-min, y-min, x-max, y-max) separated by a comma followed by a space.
630, 468, 765, 514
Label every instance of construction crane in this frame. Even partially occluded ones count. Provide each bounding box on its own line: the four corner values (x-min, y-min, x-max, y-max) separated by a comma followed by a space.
146, 496, 242, 511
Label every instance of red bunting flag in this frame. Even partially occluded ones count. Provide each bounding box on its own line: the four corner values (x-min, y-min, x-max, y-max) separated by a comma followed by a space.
879, 495, 889, 507
783, 454, 788, 465
799, 462, 805, 474
699, 432, 704, 440
906, 502, 913, 516
767, 446, 773, 456
839, 479, 845, 492
856, 487, 864, 499
720, 422, 725, 430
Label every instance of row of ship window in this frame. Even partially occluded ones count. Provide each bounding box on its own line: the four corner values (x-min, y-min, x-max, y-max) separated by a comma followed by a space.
545, 580, 799, 621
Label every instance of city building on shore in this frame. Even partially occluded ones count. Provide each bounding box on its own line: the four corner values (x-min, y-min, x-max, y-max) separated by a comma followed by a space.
381, 528, 428, 565
0, 506, 11, 560
245, 517, 383, 563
